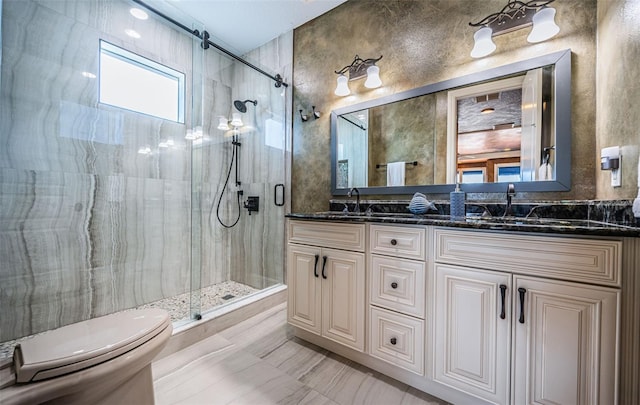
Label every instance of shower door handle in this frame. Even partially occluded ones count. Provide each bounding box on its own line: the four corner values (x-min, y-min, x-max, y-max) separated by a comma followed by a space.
274, 184, 285, 206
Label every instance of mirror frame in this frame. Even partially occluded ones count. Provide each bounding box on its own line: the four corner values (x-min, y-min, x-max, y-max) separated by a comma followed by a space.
331, 49, 571, 195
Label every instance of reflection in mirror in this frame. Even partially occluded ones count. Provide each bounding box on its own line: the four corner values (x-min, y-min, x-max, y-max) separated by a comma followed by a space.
330, 49, 571, 195
447, 66, 555, 184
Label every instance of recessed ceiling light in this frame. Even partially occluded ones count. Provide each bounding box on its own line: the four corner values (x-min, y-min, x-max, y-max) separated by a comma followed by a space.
129, 8, 149, 20
125, 29, 141, 39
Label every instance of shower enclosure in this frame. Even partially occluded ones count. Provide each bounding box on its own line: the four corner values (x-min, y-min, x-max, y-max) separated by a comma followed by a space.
0, 0, 290, 355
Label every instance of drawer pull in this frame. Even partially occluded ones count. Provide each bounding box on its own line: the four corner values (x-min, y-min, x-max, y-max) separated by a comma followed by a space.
313, 254, 319, 278
391, 282, 398, 289
390, 337, 397, 345
518, 287, 527, 324
499, 284, 507, 319
390, 239, 397, 246
321, 256, 328, 279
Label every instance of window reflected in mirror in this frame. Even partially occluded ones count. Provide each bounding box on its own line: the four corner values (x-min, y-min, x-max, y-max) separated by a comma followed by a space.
448, 66, 555, 184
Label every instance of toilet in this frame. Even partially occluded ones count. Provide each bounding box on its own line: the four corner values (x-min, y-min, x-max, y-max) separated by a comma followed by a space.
1, 308, 172, 405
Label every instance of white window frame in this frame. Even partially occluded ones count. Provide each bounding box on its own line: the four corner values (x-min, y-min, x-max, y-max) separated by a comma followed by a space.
494, 162, 522, 182
458, 168, 486, 184
99, 40, 185, 123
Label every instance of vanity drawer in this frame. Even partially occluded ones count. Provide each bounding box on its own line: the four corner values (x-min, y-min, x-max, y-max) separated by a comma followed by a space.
370, 306, 424, 375
370, 255, 425, 318
434, 228, 622, 287
288, 220, 365, 252
370, 225, 426, 260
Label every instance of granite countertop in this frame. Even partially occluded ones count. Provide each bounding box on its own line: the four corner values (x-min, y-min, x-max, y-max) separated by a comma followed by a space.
286, 211, 640, 237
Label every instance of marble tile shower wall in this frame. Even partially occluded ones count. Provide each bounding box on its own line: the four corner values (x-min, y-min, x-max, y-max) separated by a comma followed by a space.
0, 0, 195, 342
0, 0, 292, 342
197, 35, 291, 291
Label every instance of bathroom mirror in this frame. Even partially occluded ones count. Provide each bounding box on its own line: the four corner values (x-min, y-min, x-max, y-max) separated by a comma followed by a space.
330, 49, 571, 195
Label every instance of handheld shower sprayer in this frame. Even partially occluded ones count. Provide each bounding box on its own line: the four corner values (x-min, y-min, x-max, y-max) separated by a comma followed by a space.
233, 99, 257, 113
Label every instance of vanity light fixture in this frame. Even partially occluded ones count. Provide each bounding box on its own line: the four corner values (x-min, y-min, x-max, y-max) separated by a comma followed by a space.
334, 55, 383, 96
216, 114, 244, 131
469, 0, 560, 58
185, 126, 204, 140
481, 107, 496, 114
299, 106, 321, 122
230, 112, 243, 128
217, 117, 230, 131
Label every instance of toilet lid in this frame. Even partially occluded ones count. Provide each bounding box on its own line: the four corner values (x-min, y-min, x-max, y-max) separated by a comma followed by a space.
14, 308, 170, 383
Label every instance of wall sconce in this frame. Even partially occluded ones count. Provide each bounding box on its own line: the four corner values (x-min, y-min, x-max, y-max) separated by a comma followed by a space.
334, 55, 383, 96
230, 112, 243, 128
299, 106, 321, 122
217, 117, 230, 131
469, 0, 560, 58
185, 126, 204, 140
215, 113, 244, 133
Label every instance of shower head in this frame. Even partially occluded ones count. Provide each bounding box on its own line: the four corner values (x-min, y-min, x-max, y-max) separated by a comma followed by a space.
233, 99, 257, 113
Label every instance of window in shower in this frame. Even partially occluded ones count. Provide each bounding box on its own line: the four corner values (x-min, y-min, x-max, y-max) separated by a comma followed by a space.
99, 40, 185, 123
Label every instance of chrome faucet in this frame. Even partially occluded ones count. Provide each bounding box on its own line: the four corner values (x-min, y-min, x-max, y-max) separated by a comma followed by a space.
503, 183, 515, 217
347, 187, 361, 213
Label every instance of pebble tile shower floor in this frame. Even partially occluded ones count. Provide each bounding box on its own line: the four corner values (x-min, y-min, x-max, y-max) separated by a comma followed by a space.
0, 280, 258, 359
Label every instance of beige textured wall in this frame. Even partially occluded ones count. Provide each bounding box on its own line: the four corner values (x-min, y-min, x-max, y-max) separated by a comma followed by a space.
367, 94, 439, 187
292, 0, 598, 212
597, 0, 640, 200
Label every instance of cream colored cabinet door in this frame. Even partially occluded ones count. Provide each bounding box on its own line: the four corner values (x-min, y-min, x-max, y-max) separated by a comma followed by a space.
321, 247, 366, 352
434, 264, 511, 405
512, 276, 619, 405
287, 244, 322, 335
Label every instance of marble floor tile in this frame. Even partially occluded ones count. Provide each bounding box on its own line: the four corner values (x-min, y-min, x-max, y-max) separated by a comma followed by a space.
153, 303, 448, 405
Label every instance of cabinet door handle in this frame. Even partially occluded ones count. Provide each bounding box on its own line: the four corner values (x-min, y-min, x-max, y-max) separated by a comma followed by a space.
390, 337, 397, 345
499, 284, 507, 319
313, 254, 319, 278
518, 287, 527, 324
390, 239, 397, 246
321, 256, 328, 279
391, 282, 398, 289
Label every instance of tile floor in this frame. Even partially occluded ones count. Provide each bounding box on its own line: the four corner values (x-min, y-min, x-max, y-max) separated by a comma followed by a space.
152, 303, 449, 405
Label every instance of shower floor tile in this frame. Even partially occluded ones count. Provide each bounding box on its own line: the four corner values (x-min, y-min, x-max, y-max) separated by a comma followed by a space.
137, 280, 259, 323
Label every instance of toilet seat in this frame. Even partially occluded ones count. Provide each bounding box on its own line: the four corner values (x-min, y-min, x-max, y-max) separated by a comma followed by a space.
13, 308, 170, 383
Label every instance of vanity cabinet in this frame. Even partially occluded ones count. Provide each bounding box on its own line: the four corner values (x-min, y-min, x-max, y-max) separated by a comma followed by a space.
287, 219, 632, 405
287, 221, 366, 351
369, 224, 426, 375
433, 228, 621, 405
434, 264, 511, 404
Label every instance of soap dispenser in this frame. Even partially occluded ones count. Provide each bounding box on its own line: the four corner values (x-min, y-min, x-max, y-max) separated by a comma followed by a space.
450, 183, 466, 219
